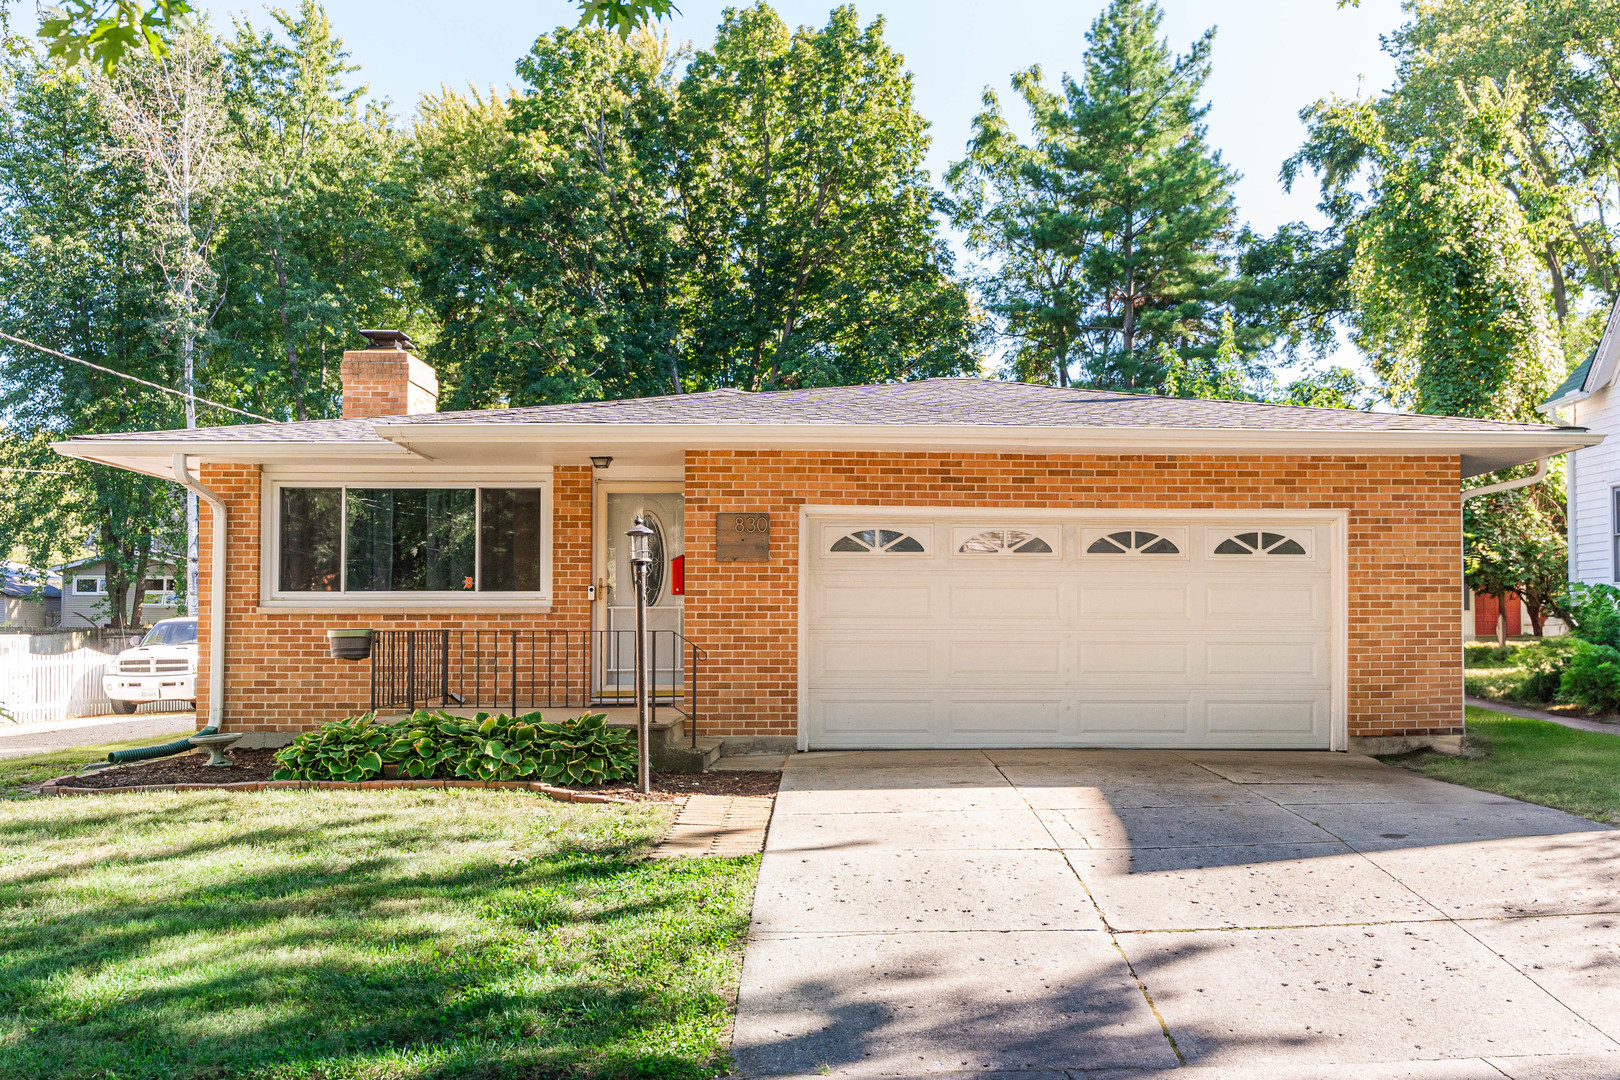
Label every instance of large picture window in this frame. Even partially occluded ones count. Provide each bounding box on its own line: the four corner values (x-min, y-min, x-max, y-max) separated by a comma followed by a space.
276, 486, 546, 595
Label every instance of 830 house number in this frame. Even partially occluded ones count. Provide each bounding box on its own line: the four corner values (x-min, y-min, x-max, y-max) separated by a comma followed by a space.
716, 512, 770, 561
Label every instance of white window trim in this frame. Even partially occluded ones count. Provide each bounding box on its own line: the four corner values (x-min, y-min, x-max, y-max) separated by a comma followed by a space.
260, 469, 554, 611
950, 524, 1061, 557
74, 575, 104, 595
1612, 487, 1620, 583
819, 523, 934, 556
1208, 530, 1313, 558
1079, 526, 1190, 559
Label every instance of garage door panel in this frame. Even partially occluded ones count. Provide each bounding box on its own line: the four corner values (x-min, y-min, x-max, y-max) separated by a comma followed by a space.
815, 640, 933, 680
817, 695, 934, 735
1079, 585, 1190, 617
1205, 581, 1325, 621
1204, 640, 1324, 678
946, 699, 1063, 735
949, 584, 1062, 620
1079, 640, 1189, 675
1078, 701, 1190, 734
948, 640, 1062, 677
815, 582, 934, 620
1205, 699, 1324, 737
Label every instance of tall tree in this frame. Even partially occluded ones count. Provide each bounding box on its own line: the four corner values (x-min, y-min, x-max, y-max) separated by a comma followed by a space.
216, 1, 417, 422
673, 4, 978, 390
0, 61, 185, 626
1289, 78, 1563, 421
96, 20, 234, 612
415, 28, 686, 406
947, 0, 1238, 389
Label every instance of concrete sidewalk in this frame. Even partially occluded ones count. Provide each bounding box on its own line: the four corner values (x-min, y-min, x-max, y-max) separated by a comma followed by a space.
0, 712, 195, 759
731, 749, 1619, 1079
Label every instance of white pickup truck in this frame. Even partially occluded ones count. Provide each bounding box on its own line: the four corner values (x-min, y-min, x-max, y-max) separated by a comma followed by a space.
103, 617, 197, 714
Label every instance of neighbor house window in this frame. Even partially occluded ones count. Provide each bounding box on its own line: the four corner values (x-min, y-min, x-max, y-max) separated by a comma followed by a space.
1613, 488, 1620, 582
276, 486, 546, 594
73, 576, 104, 595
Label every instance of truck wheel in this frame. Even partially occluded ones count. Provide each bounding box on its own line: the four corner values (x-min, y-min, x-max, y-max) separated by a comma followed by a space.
109, 701, 138, 715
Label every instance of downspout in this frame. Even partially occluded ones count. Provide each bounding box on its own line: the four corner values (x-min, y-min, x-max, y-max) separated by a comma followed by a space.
1461, 457, 1550, 501
172, 454, 226, 729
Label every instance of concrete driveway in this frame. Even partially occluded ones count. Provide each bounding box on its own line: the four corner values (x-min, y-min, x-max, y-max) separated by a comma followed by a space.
732, 749, 1620, 1079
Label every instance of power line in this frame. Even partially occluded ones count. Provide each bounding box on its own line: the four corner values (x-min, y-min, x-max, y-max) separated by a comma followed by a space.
0, 330, 276, 423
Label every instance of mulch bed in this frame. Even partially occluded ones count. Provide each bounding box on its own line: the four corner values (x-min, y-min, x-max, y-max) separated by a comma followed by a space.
58, 747, 780, 800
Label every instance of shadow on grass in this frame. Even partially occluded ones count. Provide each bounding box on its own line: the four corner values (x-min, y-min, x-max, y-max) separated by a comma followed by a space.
0, 792, 757, 1080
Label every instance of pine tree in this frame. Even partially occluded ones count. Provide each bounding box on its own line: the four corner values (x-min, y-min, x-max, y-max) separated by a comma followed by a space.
948, 0, 1237, 389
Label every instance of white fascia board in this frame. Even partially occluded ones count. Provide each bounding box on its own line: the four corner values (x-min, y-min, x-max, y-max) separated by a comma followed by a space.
52, 439, 412, 481
372, 422, 1603, 459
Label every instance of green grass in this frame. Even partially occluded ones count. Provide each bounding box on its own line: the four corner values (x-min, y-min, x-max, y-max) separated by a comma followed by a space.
0, 789, 758, 1079
0, 730, 196, 798
1383, 705, 1620, 825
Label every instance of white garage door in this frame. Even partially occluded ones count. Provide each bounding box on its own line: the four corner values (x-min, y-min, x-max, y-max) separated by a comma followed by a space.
803, 514, 1340, 750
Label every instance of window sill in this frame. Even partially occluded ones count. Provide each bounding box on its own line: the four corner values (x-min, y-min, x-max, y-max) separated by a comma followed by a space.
256, 597, 554, 614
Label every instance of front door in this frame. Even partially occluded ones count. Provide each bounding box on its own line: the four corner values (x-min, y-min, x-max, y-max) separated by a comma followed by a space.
594, 485, 684, 702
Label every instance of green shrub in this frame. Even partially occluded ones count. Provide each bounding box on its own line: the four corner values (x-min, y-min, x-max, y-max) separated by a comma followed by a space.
273, 710, 636, 785
1463, 643, 1515, 668
1566, 582, 1620, 650
1514, 637, 1578, 702
1559, 640, 1620, 713
271, 712, 393, 782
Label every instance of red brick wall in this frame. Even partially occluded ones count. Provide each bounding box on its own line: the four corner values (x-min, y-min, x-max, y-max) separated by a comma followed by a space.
683, 451, 1463, 742
339, 350, 438, 419
195, 463, 591, 735
197, 451, 1463, 743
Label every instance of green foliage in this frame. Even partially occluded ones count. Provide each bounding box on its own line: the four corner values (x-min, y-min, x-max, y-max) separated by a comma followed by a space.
38, 0, 192, 74
1559, 639, 1620, 714
419, 12, 978, 407
1564, 582, 1620, 651
1463, 642, 1518, 668
945, 0, 1238, 389
270, 711, 393, 782
273, 710, 637, 785
1463, 483, 1570, 641
1518, 637, 1578, 702
576, 0, 679, 38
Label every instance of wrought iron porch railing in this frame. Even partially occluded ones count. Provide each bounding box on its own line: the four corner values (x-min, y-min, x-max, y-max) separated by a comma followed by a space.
369, 628, 708, 747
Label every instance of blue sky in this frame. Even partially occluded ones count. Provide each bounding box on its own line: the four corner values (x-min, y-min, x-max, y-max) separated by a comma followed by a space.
192, 0, 1406, 373
197, 0, 1404, 235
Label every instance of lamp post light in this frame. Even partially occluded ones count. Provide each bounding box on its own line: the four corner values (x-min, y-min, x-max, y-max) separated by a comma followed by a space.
626, 515, 654, 794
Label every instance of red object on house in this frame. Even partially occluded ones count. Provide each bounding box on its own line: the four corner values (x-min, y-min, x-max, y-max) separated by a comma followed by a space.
671, 554, 684, 596
1474, 592, 1521, 637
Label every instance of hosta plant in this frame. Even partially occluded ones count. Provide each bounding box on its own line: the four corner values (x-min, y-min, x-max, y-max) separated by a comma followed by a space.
273, 709, 638, 785
271, 713, 396, 782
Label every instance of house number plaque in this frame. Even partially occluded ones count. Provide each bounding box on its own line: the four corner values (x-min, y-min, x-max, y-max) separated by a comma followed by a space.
716, 512, 770, 562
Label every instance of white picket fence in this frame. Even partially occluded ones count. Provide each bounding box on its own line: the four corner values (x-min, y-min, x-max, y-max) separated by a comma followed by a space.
0, 632, 141, 725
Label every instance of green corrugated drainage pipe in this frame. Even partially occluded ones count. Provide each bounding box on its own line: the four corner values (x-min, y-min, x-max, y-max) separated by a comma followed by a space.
107, 726, 218, 765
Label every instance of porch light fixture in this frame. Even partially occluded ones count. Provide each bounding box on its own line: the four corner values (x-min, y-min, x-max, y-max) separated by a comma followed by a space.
590, 456, 613, 469
627, 515, 655, 794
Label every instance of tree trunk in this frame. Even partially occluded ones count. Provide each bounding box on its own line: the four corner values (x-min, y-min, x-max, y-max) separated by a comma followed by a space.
1497, 591, 1509, 647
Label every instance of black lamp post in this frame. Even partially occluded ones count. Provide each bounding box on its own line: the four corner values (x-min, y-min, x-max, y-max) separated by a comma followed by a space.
627, 515, 654, 794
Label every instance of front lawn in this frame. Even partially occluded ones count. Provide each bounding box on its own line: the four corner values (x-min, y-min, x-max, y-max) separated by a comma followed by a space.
0, 789, 758, 1079
1382, 705, 1620, 825
0, 729, 195, 798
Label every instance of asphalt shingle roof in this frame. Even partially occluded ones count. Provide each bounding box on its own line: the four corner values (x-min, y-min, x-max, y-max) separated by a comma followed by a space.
69, 379, 1582, 444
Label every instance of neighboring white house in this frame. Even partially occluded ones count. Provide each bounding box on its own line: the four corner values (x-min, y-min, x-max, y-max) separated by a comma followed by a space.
53, 554, 181, 628
0, 562, 60, 628
1540, 298, 1620, 588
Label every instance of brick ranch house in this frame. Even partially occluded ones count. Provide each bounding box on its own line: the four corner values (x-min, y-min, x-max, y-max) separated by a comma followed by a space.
55, 333, 1599, 757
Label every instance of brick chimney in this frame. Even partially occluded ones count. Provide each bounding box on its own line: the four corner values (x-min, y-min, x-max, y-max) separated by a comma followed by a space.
340, 329, 438, 419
